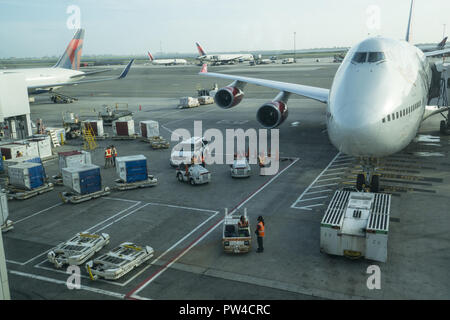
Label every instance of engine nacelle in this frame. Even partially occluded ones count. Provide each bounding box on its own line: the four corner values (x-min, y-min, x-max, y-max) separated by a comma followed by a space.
214, 86, 244, 109
256, 101, 288, 128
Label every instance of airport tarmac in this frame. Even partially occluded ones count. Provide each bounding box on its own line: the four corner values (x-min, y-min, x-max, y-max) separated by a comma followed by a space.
3, 60, 450, 300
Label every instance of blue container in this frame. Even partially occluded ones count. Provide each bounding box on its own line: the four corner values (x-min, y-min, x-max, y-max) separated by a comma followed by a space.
116, 155, 148, 183
62, 164, 102, 195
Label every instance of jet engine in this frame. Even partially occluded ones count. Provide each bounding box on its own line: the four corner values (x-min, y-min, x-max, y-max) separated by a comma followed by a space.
214, 86, 244, 109
256, 92, 290, 128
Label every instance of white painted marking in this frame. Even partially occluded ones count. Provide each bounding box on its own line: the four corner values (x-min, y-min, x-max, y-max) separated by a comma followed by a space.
316, 177, 341, 182
14, 203, 63, 224
310, 183, 339, 189
129, 158, 299, 299
85, 201, 142, 233
9, 270, 125, 299
304, 189, 332, 195
296, 196, 328, 203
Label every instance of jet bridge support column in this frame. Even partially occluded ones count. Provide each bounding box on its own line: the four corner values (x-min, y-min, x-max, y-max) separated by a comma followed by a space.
0, 230, 10, 300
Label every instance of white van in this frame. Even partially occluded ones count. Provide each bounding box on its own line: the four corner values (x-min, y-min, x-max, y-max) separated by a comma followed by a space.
170, 137, 209, 166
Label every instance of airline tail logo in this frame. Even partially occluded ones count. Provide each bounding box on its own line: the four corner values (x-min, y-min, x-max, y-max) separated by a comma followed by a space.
438, 37, 448, 50
54, 28, 85, 70
196, 42, 206, 56
148, 52, 154, 61
200, 64, 208, 73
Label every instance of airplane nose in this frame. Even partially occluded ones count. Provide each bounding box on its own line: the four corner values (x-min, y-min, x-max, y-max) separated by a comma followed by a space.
328, 101, 386, 157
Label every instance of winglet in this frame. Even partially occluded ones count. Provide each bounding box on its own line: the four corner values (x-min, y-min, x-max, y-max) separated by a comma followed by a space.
405, 0, 414, 43
118, 59, 134, 79
200, 64, 208, 74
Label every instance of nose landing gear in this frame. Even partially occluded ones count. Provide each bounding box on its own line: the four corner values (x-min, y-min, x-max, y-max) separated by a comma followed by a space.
356, 158, 380, 193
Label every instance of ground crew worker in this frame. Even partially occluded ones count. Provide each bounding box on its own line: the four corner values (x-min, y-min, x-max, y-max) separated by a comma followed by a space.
201, 153, 206, 167
255, 216, 265, 253
16, 150, 23, 158
104, 146, 112, 168
238, 215, 248, 229
111, 145, 118, 167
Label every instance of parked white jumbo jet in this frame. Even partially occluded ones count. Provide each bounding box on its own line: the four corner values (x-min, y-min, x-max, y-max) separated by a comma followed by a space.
200, 0, 450, 191
0, 29, 134, 96
147, 52, 187, 65
196, 42, 254, 64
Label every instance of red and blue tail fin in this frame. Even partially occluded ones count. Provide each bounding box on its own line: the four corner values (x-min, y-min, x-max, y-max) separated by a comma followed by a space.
54, 28, 85, 70
148, 51, 154, 61
196, 42, 206, 56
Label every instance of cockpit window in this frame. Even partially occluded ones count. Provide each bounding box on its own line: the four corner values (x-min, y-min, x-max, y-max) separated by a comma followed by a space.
368, 52, 385, 63
352, 52, 367, 63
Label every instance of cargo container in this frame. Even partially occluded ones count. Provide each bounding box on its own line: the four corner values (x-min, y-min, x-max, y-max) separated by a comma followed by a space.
1, 144, 29, 160
8, 162, 45, 190
82, 119, 104, 137
62, 164, 102, 195
140, 120, 159, 138
3, 156, 41, 173
27, 135, 52, 159
112, 119, 135, 137
58, 150, 92, 173
115, 155, 148, 183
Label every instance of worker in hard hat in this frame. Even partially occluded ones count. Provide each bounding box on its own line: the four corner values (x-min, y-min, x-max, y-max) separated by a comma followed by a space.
104, 146, 113, 168
111, 145, 118, 167
255, 216, 265, 253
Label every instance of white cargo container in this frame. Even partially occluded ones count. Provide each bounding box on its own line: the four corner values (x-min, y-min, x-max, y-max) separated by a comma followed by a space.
82, 119, 104, 137
140, 120, 159, 138
58, 150, 92, 173
112, 119, 135, 137
1, 144, 28, 160
179, 97, 200, 108
8, 162, 45, 190
27, 135, 52, 159
320, 191, 390, 263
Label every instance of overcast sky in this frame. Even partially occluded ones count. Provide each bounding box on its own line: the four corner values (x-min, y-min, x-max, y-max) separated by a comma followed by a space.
0, 0, 449, 58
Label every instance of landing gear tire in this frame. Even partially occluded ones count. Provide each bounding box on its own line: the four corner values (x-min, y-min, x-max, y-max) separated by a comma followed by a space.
440, 120, 448, 135
356, 174, 365, 191
371, 175, 380, 193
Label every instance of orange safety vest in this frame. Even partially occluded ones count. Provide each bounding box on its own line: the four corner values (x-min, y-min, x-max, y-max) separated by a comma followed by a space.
257, 221, 265, 237
105, 149, 112, 158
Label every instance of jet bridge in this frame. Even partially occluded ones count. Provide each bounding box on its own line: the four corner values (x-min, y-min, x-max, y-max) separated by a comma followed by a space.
0, 73, 33, 140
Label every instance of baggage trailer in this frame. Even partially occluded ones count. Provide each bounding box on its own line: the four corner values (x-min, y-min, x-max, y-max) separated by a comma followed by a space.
47, 232, 110, 269
114, 155, 157, 190
222, 211, 251, 253
60, 187, 111, 204
320, 190, 391, 263
114, 176, 157, 190
85, 242, 154, 280
5, 182, 54, 200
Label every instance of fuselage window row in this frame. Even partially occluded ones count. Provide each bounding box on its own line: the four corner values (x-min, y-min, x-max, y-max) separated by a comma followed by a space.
382, 101, 421, 123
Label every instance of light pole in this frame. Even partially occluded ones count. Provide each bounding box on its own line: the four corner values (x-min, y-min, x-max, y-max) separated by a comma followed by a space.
294, 32, 296, 63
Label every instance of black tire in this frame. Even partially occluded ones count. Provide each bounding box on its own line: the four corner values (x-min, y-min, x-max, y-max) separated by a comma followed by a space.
189, 178, 195, 185
356, 173, 365, 191
177, 173, 183, 182
440, 120, 447, 134
371, 175, 380, 193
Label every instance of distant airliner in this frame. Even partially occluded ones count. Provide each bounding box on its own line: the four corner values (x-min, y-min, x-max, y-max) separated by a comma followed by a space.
0, 29, 133, 96
200, 0, 450, 192
147, 52, 187, 66
196, 42, 254, 65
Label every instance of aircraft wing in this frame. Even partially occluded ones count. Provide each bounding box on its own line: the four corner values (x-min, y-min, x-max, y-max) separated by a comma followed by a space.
424, 48, 450, 57
199, 65, 329, 103
28, 59, 134, 91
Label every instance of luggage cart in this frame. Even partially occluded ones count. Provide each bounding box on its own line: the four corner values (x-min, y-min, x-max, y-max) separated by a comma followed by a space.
114, 175, 158, 191
111, 133, 139, 140
3, 183, 54, 200
47, 232, 110, 269
1, 220, 13, 233
85, 242, 154, 280
141, 136, 170, 149
60, 187, 111, 204
222, 210, 251, 253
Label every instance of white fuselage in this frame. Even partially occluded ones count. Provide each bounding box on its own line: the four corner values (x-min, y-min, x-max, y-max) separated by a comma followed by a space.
326, 37, 431, 158
199, 53, 254, 62
150, 59, 187, 65
0, 67, 85, 92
